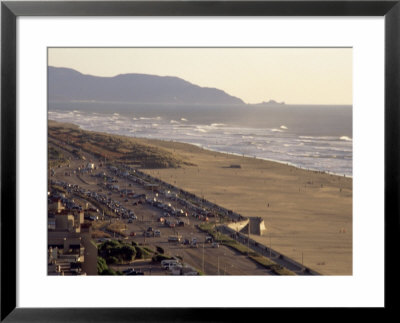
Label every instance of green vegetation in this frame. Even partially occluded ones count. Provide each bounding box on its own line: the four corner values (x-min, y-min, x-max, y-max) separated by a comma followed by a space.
248, 255, 296, 276
49, 120, 191, 169
198, 224, 295, 276
156, 246, 164, 254
152, 254, 173, 263
97, 256, 121, 275
98, 240, 155, 264
98, 240, 136, 264
135, 246, 153, 259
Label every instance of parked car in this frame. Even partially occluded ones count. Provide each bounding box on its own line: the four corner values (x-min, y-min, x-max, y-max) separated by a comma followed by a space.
168, 235, 181, 243
161, 259, 180, 270
122, 268, 135, 274
205, 236, 213, 243
126, 270, 144, 275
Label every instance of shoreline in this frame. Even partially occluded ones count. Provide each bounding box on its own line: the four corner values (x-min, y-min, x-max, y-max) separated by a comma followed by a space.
166, 139, 352, 178
136, 137, 353, 275
49, 120, 353, 275
48, 118, 352, 178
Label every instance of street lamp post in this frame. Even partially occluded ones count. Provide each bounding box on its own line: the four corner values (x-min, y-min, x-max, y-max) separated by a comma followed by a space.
269, 234, 272, 258
202, 242, 205, 273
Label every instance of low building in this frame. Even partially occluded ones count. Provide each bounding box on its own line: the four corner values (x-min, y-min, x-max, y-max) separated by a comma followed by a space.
48, 233, 86, 275
48, 197, 64, 213
55, 213, 75, 232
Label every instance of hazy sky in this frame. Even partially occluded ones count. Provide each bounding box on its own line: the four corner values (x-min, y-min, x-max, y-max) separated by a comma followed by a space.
48, 48, 352, 105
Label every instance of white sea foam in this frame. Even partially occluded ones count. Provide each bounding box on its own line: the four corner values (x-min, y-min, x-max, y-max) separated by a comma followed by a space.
48, 108, 352, 176
195, 128, 208, 133
139, 116, 161, 120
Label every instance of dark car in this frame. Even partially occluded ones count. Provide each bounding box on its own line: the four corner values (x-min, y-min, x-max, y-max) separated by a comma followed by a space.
122, 268, 135, 274
127, 271, 144, 275
205, 236, 213, 243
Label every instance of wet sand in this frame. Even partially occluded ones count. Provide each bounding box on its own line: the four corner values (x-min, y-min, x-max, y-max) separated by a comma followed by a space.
140, 139, 352, 275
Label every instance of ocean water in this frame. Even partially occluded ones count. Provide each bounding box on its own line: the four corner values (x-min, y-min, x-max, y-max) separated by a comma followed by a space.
48, 102, 352, 176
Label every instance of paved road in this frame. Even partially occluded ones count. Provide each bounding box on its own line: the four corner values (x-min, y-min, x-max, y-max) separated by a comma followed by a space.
217, 226, 318, 275
50, 141, 274, 275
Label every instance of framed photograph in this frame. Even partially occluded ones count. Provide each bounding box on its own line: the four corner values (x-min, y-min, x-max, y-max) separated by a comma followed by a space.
1, 0, 399, 321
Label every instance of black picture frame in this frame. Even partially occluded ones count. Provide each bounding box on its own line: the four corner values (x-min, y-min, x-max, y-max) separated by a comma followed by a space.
1, 0, 399, 321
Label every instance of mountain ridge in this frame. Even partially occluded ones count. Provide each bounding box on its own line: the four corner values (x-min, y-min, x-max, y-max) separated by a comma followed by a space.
48, 66, 245, 105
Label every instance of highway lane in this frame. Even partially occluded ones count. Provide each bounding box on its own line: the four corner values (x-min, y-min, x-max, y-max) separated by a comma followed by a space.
50, 142, 273, 275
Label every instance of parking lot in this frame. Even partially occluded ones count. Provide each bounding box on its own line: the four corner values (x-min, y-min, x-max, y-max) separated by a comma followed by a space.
49, 141, 273, 275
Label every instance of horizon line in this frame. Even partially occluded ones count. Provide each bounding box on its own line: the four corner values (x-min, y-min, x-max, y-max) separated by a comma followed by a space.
48, 65, 353, 106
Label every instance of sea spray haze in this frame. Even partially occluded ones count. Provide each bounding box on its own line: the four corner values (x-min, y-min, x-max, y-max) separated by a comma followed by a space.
48, 65, 352, 176
48, 102, 352, 176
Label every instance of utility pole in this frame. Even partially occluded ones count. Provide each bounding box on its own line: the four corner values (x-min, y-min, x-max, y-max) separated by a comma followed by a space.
269, 233, 272, 258
202, 243, 205, 273
247, 220, 250, 254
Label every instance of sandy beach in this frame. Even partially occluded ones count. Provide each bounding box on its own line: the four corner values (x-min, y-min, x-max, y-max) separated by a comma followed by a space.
139, 139, 352, 275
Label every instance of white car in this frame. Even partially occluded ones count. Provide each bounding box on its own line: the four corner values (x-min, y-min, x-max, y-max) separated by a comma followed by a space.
212, 242, 220, 248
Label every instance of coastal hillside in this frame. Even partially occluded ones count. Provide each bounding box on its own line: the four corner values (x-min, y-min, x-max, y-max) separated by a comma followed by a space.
48, 66, 244, 105
48, 120, 192, 169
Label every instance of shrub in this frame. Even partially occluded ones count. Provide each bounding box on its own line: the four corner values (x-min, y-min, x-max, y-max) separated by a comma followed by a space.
135, 246, 152, 259
97, 257, 108, 274
120, 245, 136, 261
107, 256, 122, 264
99, 240, 137, 264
